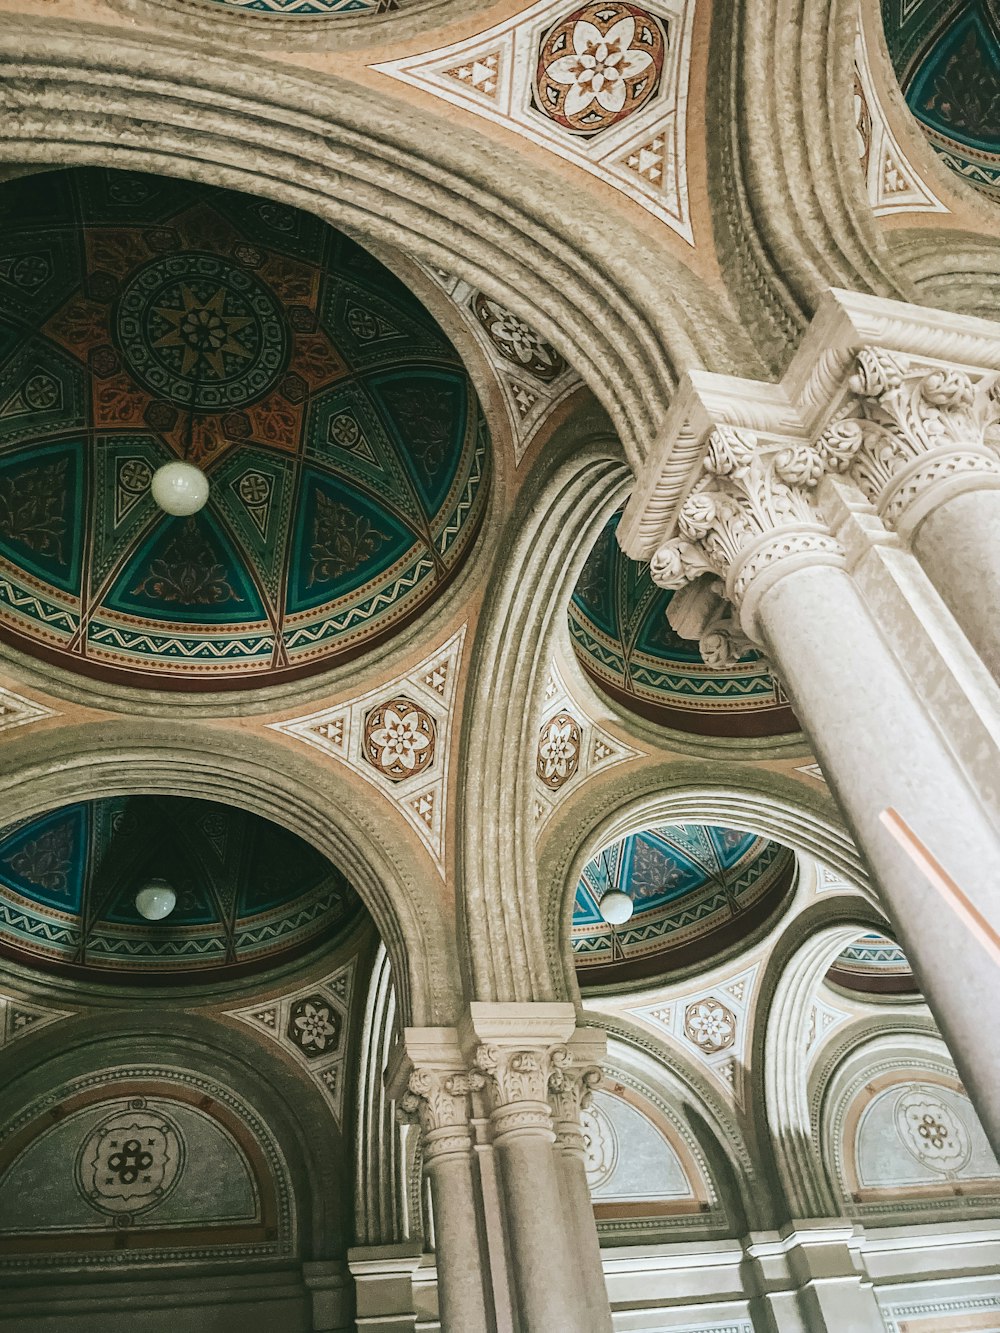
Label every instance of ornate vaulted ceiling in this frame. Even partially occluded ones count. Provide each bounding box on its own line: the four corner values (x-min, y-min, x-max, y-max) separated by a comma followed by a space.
0, 167, 489, 689
572, 823, 795, 986
568, 513, 796, 737
0, 796, 362, 983
882, 0, 1000, 197
827, 931, 918, 998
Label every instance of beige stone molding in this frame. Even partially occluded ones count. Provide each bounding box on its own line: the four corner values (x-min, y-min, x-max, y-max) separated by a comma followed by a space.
386, 1027, 483, 1163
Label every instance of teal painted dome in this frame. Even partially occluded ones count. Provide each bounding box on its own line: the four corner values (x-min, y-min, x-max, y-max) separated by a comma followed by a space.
568, 512, 795, 737
572, 823, 795, 985
881, 0, 1000, 197
0, 167, 489, 688
827, 931, 918, 997
0, 796, 363, 983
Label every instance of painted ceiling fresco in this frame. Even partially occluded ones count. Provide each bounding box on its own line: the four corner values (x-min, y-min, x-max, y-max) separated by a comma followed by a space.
882, 0, 1000, 197
572, 822, 795, 986
0, 168, 489, 689
0, 796, 363, 982
568, 513, 796, 737
827, 930, 918, 997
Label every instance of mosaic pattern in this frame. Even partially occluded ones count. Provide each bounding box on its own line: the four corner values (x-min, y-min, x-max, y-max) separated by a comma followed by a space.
0, 795, 362, 981
881, 0, 1000, 197
568, 512, 795, 737
572, 823, 794, 984
826, 930, 918, 996
0, 168, 489, 688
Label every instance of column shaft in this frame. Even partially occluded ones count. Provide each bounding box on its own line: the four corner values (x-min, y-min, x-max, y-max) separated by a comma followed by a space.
493, 1119, 583, 1329
911, 486, 1000, 683
424, 1142, 491, 1333
755, 561, 1000, 1149
554, 1147, 612, 1333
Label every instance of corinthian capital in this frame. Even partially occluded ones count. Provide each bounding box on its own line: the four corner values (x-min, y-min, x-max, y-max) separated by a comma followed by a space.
833, 347, 1000, 531
396, 1066, 483, 1138
650, 426, 847, 615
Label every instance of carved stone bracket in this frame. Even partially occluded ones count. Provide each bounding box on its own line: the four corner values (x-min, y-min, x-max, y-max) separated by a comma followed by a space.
825, 347, 1000, 536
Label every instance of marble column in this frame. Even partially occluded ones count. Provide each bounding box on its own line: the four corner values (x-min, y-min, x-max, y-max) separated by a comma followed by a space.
390, 1060, 492, 1333
650, 426, 1000, 1151
466, 1003, 607, 1332
548, 1040, 613, 1333
829, 346, 1000, 683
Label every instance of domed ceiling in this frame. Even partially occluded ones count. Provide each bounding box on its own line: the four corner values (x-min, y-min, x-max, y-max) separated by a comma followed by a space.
826, 930, 918, 997
0, 167, 489, 689
568, 513, 796, 737
882, 0, 1000, 197
572, 823, 795, 987
0, 796, 362, 983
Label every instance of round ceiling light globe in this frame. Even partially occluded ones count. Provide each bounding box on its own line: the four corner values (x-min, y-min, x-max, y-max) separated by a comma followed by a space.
599, 890, 634, 926
135, 880, 177, 922
150, 461, 210, 516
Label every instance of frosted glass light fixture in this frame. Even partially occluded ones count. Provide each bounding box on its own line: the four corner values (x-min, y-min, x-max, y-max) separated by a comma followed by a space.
150, 461, 209, 516
135, 878, 177, 921
598, 889, 634, 925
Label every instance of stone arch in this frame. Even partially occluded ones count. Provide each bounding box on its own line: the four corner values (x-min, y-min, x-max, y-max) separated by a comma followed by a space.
456, 401, 630, 1002
0, 718, 460, 1027
816, 1026, 1000, 1225
588, 1014, 770, 1232
0, 15, 760, 470
0, 1006, 348, 1265
537, 761, 873, 1006
704, 0, 908, 371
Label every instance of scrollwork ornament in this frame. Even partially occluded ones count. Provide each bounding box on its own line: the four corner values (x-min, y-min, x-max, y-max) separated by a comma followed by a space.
395, 1066, 483, 1137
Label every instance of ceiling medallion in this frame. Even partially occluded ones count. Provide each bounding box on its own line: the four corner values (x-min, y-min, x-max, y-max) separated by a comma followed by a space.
116, 254, 289, 411
534, 2, 667, 136
363, 696, 436, 781
536, 711, 582, 790
471, 294, 565, 382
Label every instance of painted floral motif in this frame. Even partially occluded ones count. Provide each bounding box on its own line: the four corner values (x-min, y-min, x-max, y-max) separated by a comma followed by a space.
287, 996, 341, 1059
894, 1085, 972, 1174
537, 711, 582, 789
5, 824, 74, 894
76, 1101, 184, 1216
363, 696, 436, 781
309, 493, 387, 587
535, 3, 666, 136
683, 997, 736, 1054
131, 519, 243, 606
0, 460, 68, 562
472, 293, 564, 382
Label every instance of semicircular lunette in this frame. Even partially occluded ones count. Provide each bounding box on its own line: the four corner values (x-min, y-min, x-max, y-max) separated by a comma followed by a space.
881, 0, 1000, 199
568, 512, 797, 737
826, 930, 920, 998
572, 822, 796, 988
0, 794, 366, 984
0, 167, 490, 690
